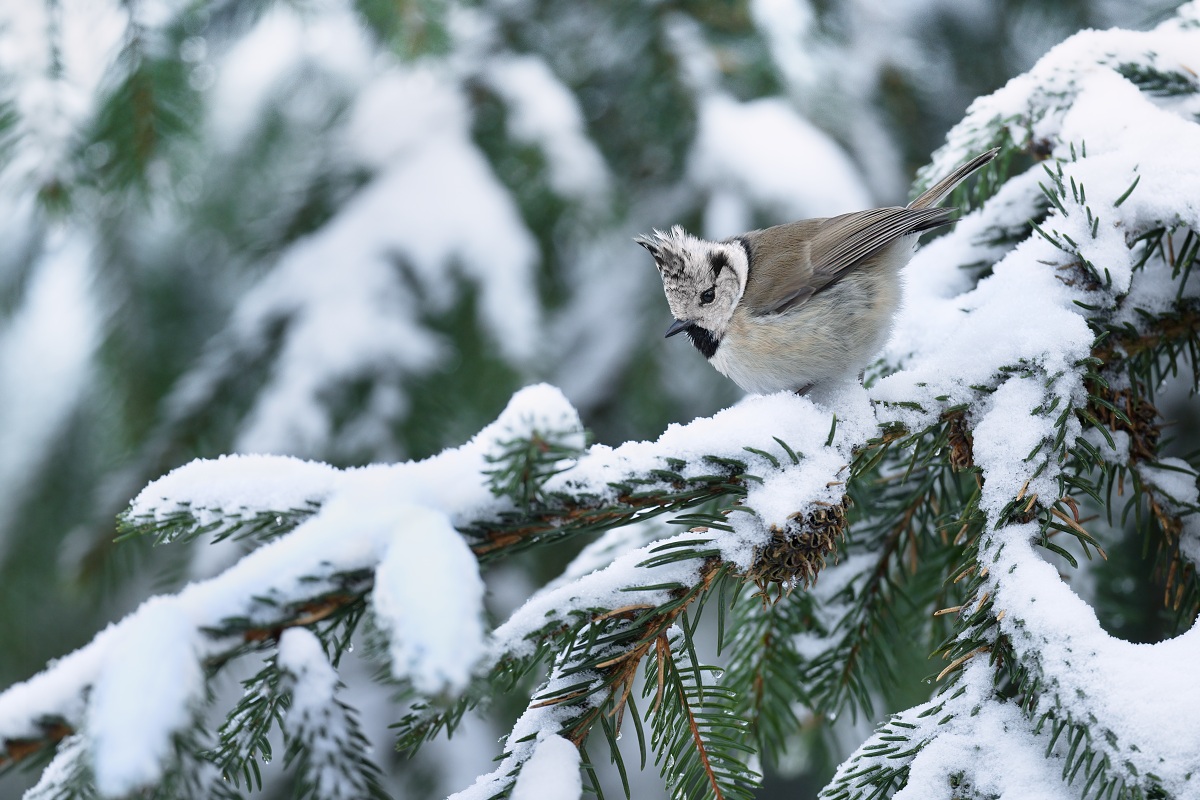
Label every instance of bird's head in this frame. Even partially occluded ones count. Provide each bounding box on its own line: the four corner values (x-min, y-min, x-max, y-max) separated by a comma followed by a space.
635, 226, 749, 349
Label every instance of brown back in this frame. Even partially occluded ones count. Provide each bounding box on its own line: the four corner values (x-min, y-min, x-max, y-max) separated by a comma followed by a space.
738, 147, 999, 315
739, 206, 953, 315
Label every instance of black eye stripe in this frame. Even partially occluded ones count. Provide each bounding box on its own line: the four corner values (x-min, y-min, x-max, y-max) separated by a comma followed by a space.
709, 252, 728, 276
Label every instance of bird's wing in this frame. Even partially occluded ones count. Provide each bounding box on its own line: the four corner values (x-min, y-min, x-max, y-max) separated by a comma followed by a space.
741, 206, 954, 315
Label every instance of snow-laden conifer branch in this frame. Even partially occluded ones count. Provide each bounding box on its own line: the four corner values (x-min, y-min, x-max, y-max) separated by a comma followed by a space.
6, 5, 1200, 798
428, 390, 872, 797
276, 628, 390, 800
0, 379, 865, 795
828, 7, 1200, 798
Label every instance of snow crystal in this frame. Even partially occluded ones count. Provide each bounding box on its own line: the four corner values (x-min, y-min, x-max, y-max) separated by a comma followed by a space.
88, 598, 202, 797
372, 504, 485, 695
510, 734, 582, 800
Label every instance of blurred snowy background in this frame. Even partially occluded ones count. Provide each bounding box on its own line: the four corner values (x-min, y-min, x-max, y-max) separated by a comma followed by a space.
0, 0, 1183, 796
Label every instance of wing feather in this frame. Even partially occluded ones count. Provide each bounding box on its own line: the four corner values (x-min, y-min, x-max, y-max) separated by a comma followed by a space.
742, 206, 953, 315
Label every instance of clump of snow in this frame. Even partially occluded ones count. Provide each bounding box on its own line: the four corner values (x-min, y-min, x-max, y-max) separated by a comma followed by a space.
278, 627, 339, 720
129, 383, 583, 543
987, 527, 1200, 795
0, 0, 126, 190
551, 518, 672, 587
888, 662, 1070, 800
689, 94, 872, 238
491, 384, 875, 665
382, 382, 584, 525
208, 3, 375, 146
128, 453, 339, 525
484, 55, 611, 203
22, 733, 90, 800
544, 388, 873, 572
874, 211, 1094, 435
970, 377, 1065, 518
88, 598, 202, 797
0, 628, 113, 743
277, 627, 384, 800
203, 52, 543, 457
748, 0, 819, 97
0, 231, 98, 557
492, 530, 709, 662
872, 8, 1200, 795
372, 504, 485, 695
510, 733, 582, 800
448, 666, 599, 800
483, 383, 586, 458
1138, 458, 1200, 508
659, 9, 871, 239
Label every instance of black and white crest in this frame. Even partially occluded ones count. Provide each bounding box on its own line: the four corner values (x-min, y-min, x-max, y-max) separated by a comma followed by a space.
634, 225, 750, 349
633, 226, 699, 283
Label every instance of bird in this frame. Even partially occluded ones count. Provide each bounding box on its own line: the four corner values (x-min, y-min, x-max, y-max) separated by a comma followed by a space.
635, 148, 999, 395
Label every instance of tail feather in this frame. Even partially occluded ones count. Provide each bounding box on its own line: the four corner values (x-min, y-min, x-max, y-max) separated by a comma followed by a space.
908, 148, 1000, 210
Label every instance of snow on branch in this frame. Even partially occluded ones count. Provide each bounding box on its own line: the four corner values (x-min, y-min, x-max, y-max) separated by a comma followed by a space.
5, 5, 1200, 797
276, 628, 389, 800
0, 377, 867, 792
841, 6, 1200, 797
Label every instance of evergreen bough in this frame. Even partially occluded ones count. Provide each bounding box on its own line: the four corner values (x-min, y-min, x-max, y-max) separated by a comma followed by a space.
2, 4, 1200, 800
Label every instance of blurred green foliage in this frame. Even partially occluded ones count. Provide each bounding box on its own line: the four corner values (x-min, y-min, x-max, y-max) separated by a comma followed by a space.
0, 1, 1184, 796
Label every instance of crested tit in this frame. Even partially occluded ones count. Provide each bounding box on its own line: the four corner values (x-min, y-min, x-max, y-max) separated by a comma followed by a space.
636, 149, 999, 395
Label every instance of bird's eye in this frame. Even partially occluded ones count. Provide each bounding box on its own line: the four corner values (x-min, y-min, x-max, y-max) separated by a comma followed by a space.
699, 287, 716, 305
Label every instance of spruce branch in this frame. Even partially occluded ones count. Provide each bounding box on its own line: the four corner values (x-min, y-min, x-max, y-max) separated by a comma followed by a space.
20, 733, 97, 800
644, 632, 759, 800
465, 458, 752, 559
277, 629, 390, 800
3, 390, 861, 793
117, 503, 321, 548
722, 585, 815, 765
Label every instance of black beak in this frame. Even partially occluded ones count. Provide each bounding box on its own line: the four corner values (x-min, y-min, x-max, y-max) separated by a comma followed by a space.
664, 319, 691, 338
